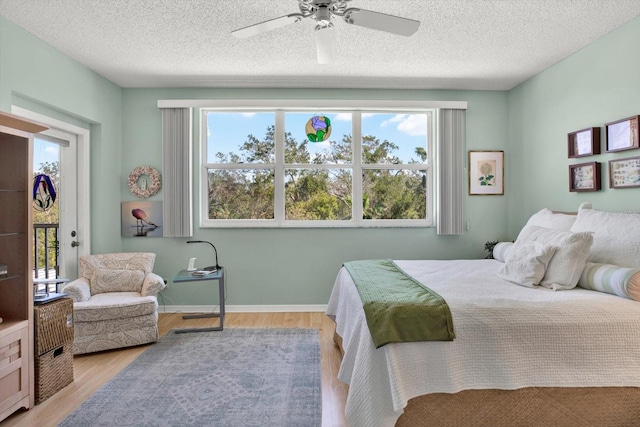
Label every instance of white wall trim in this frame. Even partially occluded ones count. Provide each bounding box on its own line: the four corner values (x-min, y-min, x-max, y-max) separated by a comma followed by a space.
158, 99, 468, 110
159, 304, 328, 313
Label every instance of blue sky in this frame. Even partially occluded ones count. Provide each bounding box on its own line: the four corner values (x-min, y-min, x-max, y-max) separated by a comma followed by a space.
33, 136, 60, 172
206, 112, 429, 164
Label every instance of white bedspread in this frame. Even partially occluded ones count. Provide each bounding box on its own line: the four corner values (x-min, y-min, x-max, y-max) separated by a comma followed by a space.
326, 259, 640, 427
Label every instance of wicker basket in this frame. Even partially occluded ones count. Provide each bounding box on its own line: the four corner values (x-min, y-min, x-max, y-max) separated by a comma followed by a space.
34, 297, 74, 356
35, 342, 74, 404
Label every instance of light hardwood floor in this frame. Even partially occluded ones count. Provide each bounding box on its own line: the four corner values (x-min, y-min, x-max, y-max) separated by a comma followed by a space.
1, 312, 348, 427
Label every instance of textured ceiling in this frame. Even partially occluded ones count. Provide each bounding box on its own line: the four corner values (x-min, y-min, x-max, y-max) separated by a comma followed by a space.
1, 0, 639, 90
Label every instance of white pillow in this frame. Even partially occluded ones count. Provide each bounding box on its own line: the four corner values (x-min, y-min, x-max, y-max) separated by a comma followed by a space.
492, 242, 514, 262
515, 225, 593, 290
525, 208, 576, 231
570, 206, 640, 268
497, 242, 557, 288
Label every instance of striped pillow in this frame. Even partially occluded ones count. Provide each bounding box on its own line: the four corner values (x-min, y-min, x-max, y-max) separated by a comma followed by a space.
578, 262, 640, 301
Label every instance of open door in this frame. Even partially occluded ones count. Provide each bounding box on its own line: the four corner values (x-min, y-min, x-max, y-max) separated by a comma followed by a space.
16, 106, 90, 284
33, 130, 79, 279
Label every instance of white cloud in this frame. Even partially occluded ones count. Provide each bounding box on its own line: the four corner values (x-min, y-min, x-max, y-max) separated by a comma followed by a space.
380, 114, 405, 127
382, 114, 427, 136
241, 112, 256, 117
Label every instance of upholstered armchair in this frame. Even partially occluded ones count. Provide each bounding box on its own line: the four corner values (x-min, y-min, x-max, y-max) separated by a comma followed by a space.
61, 252, 166, 355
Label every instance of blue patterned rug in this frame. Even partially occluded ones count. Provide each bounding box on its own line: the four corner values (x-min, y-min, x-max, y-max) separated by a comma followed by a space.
59, 328, 321, 427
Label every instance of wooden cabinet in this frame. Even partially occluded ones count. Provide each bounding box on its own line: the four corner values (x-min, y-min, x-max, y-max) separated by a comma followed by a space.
0, 112, 47, 422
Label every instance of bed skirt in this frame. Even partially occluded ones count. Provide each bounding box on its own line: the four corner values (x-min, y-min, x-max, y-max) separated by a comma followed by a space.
332, 331, 640, 426
396, 386, 640, 427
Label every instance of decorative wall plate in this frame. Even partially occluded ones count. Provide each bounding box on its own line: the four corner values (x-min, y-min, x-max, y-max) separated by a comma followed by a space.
128, 166, 161, 198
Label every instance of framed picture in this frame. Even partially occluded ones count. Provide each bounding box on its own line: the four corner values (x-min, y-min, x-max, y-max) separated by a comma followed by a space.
605, 115, 639, 152
121, 201, 163, 237
569, 162, 601, 192
468, 150, 504, 195
609, 156, 640, 189
568, 127, 600, 158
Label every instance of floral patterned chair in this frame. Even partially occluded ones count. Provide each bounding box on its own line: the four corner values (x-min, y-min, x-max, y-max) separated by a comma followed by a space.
61, 253, 166, 354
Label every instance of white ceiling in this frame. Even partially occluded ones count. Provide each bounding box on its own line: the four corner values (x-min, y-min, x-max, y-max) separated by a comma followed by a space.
1, 0, 639, 90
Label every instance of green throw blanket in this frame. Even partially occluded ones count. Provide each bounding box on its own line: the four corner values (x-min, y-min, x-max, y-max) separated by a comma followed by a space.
343, 260, 455, 348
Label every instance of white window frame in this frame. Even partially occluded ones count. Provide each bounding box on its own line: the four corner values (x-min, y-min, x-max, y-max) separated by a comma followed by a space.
182, 99, 466, 228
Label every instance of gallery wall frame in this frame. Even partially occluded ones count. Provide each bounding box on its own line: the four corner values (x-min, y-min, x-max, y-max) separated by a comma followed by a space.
468, 150, 504, 195
609, 156, 640, 189
605, 115, 639, 153
568, 127, 600, 158
569, 162, 601, 192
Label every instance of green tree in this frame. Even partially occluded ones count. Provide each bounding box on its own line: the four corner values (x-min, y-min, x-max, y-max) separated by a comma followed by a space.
207, 126, 426, 221
209, 126, 278, 219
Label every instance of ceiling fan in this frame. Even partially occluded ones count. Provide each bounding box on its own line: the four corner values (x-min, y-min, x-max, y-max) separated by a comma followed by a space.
231, 0, 420, 64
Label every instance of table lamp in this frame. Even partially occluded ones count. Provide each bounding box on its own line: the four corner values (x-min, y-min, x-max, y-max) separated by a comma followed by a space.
187, 240, 221, 271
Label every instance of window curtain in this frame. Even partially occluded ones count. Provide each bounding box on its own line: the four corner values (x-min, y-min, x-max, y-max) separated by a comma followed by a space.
161, 108, 192, 237
436, 109, 465, 235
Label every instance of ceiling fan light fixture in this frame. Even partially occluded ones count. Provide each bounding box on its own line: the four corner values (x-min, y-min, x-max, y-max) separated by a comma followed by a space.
230, 0, 421, 64
315, 23, 335, 64
314, 3, 332, 24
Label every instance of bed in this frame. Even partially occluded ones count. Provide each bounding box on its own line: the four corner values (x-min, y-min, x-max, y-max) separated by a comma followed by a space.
326, 204, 640, 426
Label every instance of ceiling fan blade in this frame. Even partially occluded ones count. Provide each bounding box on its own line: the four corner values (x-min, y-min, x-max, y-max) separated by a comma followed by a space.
231, 13, 304, 38
343, 8, 420, 36
315, 25, 335, 64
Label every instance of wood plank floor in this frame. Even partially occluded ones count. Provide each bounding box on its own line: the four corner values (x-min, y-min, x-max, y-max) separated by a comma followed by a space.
1, 312, 349, 427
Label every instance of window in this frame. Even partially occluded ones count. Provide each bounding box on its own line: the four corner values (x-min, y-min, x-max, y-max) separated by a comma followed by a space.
201, 107, 434, 228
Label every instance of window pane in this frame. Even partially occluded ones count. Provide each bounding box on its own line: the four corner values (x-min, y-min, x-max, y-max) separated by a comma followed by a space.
362, 169, 427, 220
284, 112, 352, 164
206, 112, 276, 164
361, 113, 428, 165
207, 169, 274, 219
285, 168, 352, 220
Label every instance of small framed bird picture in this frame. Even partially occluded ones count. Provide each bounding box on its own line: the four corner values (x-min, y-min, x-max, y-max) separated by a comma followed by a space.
121, 201, 163, 237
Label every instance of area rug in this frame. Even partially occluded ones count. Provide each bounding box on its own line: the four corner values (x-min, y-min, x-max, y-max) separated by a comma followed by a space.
58, 328, 321, 427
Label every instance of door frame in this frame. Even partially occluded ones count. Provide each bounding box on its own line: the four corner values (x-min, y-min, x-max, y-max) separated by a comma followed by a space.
12, 106, 91, 273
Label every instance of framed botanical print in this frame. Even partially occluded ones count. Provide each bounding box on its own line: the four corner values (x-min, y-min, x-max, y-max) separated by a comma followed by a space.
568, 127, 600, 158
609, 156, 640, 189
468, 150, 504, 195
605, 115, 640, 152
569, 162, 601, 192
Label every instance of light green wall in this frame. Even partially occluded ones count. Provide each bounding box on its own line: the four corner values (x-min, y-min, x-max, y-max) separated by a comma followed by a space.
0, 16, 124, 254
17, 11, 629, 305
122, 89, 508, 305
507, 16, 640, 236
3, 12, 637, 306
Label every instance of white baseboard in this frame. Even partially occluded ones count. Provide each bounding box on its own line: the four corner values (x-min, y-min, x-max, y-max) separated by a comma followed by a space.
159, 304, 327, 313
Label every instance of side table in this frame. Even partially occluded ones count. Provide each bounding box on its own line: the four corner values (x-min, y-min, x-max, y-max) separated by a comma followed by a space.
172, 268, 225, 333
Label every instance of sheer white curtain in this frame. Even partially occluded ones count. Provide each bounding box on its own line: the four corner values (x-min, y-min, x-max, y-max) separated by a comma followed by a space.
436, 109, 465, 235
161, 108, 192, 237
